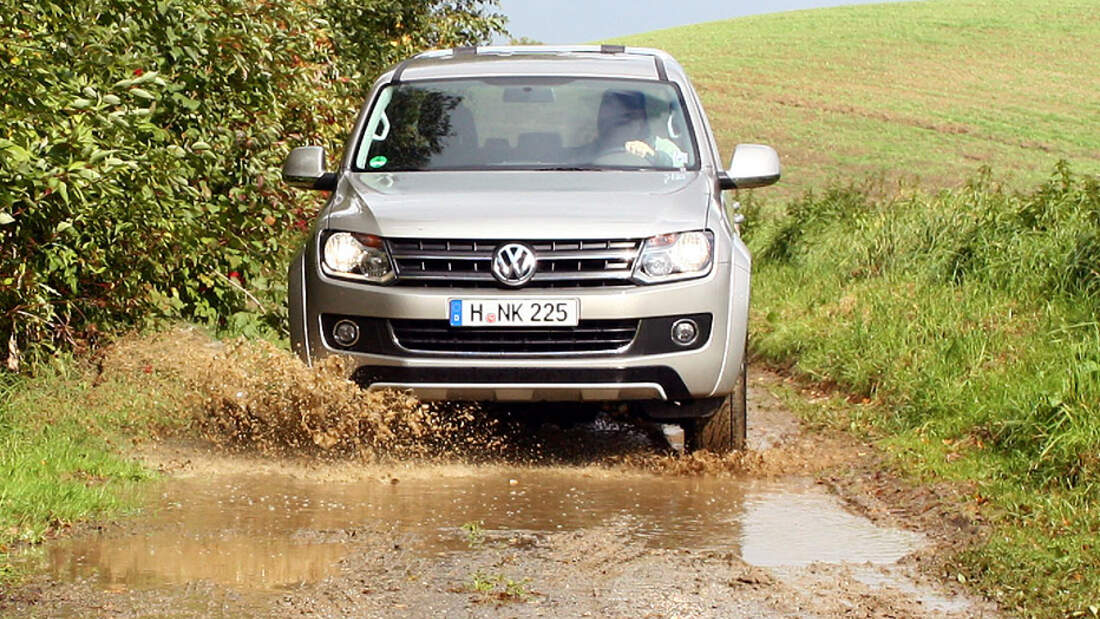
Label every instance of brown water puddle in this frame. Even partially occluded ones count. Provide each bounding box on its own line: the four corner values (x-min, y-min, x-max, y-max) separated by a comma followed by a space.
739, 477, 925, 567
29, 467, 925, 594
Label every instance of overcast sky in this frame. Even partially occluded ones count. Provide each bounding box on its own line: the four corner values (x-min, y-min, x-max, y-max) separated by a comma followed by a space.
494, 0, 906, 44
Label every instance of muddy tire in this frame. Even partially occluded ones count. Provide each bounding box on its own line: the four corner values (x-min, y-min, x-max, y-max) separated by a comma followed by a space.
685, 362, 747, 453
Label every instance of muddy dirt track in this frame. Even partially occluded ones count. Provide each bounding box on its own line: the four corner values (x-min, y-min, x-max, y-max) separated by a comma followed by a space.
4, 370, 997, 617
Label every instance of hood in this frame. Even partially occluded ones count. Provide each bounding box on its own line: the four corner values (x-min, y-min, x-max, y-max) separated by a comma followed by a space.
324, 170, 712, 239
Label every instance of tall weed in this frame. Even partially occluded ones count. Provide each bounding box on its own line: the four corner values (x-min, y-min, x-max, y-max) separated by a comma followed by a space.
751, 164, 1099, 487
749, 164, 1100, 611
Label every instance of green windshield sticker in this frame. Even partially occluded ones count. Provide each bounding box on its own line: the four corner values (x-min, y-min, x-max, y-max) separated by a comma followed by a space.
368, 155, 388, 169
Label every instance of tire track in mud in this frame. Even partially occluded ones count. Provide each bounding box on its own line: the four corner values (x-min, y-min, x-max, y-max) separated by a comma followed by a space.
5, 329, 997, 617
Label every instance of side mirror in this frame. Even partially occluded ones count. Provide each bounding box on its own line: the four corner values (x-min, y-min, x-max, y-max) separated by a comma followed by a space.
283, 146, 337, 191
718, 144, 780, 190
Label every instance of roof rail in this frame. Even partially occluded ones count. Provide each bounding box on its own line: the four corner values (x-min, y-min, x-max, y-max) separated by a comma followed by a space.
406, 45, 674, 81
414, 45, 665, 60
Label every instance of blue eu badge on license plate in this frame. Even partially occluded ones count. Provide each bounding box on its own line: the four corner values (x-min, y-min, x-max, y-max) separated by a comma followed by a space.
449, 299, 463, 326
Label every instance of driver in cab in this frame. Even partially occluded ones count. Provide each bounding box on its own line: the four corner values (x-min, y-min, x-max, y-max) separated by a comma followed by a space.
584, 90, 687, 168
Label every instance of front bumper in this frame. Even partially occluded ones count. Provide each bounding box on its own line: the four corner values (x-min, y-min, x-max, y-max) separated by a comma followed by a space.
353, 365, 688, 402
289, 248, 749, 402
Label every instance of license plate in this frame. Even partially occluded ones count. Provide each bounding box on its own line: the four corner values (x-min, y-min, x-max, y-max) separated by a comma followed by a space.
448, 298, 579, 327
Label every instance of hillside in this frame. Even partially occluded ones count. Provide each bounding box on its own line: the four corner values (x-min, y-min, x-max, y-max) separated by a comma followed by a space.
615, 0, 1100, 198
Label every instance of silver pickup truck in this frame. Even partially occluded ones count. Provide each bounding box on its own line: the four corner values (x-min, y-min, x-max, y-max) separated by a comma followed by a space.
283, 45, 780, 452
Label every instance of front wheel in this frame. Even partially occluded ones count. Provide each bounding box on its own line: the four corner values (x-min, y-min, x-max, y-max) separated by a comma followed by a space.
685, 363, 747, 453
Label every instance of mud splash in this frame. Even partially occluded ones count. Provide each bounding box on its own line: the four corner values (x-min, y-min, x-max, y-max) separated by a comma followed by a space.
99, 329, 518, 459
97, 329, 855, 478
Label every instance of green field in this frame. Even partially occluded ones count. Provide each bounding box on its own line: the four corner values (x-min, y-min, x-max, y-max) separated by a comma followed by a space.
621, 1, 1099, 615
616, 0, 1100, 199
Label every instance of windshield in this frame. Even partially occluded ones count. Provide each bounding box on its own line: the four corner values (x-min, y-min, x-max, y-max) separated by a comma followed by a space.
352, 77, 698, 172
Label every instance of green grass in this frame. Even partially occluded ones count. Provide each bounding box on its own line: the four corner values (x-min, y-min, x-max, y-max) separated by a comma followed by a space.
468, 570, 533, 602
616, 3, 1100, 614
0, 356, 186, 580
615, 0, 1100, 200
746, 166, 1099, 614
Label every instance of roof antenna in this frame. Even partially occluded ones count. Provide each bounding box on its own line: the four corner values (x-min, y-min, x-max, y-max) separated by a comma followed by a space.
600, 44, 625, 54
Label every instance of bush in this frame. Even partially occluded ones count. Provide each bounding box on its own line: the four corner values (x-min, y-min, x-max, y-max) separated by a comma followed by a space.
0, 0, 505, 370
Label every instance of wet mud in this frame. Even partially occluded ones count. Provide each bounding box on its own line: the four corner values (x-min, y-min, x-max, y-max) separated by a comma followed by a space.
31, 472, 924, 592
5, 332, 997, 616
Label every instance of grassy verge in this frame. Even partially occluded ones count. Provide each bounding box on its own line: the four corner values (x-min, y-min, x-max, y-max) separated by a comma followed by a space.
0, 352, 189, 580
746, 165, 1099, 615
616, 0, 1100, 201
614, 2, 1100, 612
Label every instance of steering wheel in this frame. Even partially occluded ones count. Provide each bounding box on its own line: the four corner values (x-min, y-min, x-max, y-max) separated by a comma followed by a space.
592, 146, 650, 166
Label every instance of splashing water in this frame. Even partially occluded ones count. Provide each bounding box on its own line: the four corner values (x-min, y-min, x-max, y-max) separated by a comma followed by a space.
95, 327, 851, 475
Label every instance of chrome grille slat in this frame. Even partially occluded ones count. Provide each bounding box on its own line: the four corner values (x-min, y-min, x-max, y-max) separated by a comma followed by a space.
390, 251, 492, 260
396, 272, 495, 281
532, 271, 632, 282
388, 237, 642, 288
538, 249, 638, 260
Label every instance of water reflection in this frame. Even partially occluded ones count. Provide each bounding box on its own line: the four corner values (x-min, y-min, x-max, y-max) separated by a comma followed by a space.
40, 469, 924, 591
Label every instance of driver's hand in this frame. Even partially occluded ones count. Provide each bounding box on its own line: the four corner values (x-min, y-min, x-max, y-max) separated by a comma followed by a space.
625, 140, 655, 159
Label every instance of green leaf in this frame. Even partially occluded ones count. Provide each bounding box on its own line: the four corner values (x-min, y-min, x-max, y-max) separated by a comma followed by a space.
0, 212, 14, 225
133, 71, 159, 84
191, 141, 211, 151
55, 221, 73, 234
0, 140, 33, 163
172, 93, 201, 111
129, 87, 156, 100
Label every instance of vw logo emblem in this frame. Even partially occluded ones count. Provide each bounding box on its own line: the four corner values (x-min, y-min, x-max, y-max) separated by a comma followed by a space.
491, 243, 537, 287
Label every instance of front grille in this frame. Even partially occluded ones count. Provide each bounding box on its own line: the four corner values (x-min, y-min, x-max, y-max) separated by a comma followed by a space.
389, 319, 639, 354
387, 238, 642, 288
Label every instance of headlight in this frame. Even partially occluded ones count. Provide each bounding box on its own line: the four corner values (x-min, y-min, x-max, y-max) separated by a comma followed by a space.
321, 231, 395, 284
634, 230, 714, 284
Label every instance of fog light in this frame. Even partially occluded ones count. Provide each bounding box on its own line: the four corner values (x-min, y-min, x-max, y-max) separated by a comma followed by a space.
671, 319, 698, 346
332, 320, 360, 347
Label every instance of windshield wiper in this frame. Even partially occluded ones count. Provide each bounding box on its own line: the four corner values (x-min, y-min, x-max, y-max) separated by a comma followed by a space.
527, 165, 606, 171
